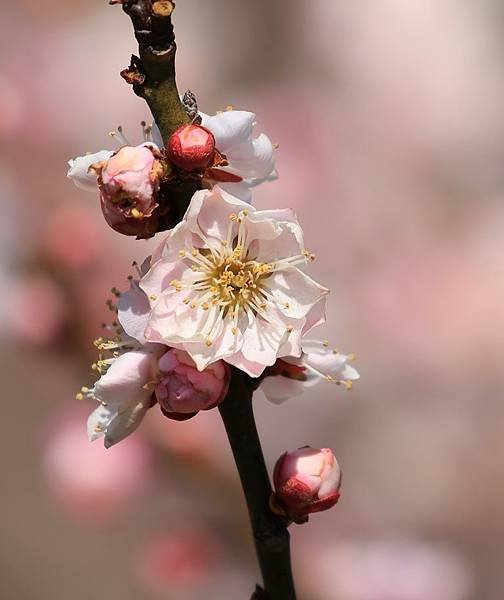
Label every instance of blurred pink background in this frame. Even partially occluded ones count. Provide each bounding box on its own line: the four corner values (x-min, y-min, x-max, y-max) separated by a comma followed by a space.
2, 1, 504, 598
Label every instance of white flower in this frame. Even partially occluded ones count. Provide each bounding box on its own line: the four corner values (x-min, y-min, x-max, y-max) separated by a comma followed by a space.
200, 109, 278, 202
260, 339, 360, 404
79, 338, 163, 448
118, 187, 328, 377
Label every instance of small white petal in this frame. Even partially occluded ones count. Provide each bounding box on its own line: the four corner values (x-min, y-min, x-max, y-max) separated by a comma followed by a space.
87, 404, 117, 442
104, 396, 151, 448
67, 150, 113, 191
225, 134, 276, 181
265, 267, 329, 320
184, 187, 251, 243
260, 375, 306, 404
94, 349, 157, 406
117, 281, 151, 344
200, 110, 256, 151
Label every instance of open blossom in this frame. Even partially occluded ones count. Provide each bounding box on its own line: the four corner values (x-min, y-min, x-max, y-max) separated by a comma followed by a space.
81, 342, 163, 448
117, 187, 328, 377
261, 339, 360, 403
155, 348, 230, 419
80, 319, 231, 446
272, 447, 342, 523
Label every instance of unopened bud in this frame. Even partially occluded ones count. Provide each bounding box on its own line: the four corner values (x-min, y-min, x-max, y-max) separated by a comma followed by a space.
94, 145, 163, 237
272, 447, 341, 523
167, 124, 216, 172
155, 349, 230, 418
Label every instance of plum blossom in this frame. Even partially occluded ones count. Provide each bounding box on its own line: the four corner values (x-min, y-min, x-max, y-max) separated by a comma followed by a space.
79, 276, 231, 446
117, 187, 329, 377
79, 340, 163, 448
272, 447, 342, 523
261, 339, 360, 403
80, 340, 233, 446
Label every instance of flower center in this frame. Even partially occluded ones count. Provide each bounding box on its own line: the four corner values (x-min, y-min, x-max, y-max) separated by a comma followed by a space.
176, 245, 272, 320
169, 210, 314, 346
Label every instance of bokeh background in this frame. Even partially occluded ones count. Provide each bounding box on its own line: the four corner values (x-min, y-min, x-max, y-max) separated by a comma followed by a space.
1, 1, 504, 598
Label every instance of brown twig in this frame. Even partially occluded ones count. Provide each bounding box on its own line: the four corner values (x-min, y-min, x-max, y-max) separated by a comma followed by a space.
119, 0, 189, 142
219, 369, 297, 600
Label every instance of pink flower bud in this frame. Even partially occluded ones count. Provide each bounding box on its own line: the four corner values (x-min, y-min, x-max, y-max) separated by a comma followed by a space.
155, 349, 230, 419
167, 124, 216, 171
94, 144, 163, 237
272, 447, 341, 523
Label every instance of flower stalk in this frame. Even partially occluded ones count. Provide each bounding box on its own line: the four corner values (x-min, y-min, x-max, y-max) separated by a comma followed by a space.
219, 368, 297, 600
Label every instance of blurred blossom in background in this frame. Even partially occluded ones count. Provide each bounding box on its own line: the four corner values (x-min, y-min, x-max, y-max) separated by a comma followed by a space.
1, 0, 504, 598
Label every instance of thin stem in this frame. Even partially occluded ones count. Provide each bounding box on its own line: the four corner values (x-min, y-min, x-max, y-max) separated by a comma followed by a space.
120, 0, 189, 141
219, 368, 297, 600
119, 0, 199, 230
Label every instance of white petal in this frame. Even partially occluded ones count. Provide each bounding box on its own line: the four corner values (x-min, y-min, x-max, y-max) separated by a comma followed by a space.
215, 182, 253, 204
87, 403, 118, 442
104, 395, 151, 448
249, 214, 305, 263
200, 110, 256, 152
260, 375, 306, 404
224, 351, 266, 378
94, 349, 157, 406
265, 267, 329, 320
225, 134, 276, 180
184, 187, 251, 244
300, 340, 360, 382
241, 317, 286, 369
117, 281, 151, 344
302, 298, 327, 335
67, 150, 113, 191
139, 257, 192, 303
